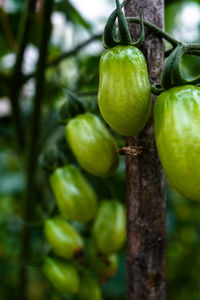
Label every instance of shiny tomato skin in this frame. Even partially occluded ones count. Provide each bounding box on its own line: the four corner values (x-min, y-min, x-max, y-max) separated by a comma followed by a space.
92, 200, 126, 255
98, 45, 152, 137
88, 240, 118, 281
154, 85, 200, 201
78, 272, 102, 300
66, 113, 119, 177
44, 216, 84, 259
50, 165, 98, 223
43, 257, 80, 294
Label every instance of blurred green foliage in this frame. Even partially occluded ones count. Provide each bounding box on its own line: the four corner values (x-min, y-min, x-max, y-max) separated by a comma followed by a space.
0, 0, 200, 299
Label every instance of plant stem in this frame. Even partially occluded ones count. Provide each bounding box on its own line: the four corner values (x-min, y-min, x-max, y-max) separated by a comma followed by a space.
1, 2, 17, 51
0, 71, 10, 85
0, 33, 102, 92
48, 33, 102, 67
9, 0, 36, 151
125, 1, 166, 299
18, 0, 54, 298
22, 33, 102, 83
126, 17, 179, 46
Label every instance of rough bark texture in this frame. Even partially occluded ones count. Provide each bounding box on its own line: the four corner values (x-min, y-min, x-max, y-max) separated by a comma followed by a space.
125, 1, 166, 299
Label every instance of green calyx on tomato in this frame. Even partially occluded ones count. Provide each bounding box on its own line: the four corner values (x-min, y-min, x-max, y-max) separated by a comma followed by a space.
50, 164, 98, 223
92, 200, 126, 255
44, 216, 84, 260
162, 44, 200, 90
59, 90, 85, 125
103, 0, 144, 49
39, 147, 60, 173
154, 85, 200, 201
66, 113, 119, 177
88, 240, 118, 281
43, 257, 80, 294
40, 136, 72, 174
152, 43, 200, 95
98, 45, 152, 137
77, 272, 102, 300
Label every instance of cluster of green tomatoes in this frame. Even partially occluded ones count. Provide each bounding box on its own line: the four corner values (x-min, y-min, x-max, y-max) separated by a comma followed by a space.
43, 0, 200, 297
42, 113, 126, 298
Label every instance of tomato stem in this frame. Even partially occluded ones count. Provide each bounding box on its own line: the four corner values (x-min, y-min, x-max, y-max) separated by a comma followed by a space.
126, 17, 180, 46
172, 44, 200, 86
161, 45, 181, 89
116, 0, 132, 45
103, 1, 145, 48
157, 44, 200, 92
151, 83, 164, 96
103, 1, 125, 48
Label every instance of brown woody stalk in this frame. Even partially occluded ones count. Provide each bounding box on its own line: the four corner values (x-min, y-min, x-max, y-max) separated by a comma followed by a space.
125, 1, 166, 299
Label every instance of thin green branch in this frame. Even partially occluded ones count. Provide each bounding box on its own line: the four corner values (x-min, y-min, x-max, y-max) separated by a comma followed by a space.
9, 0, 36, 150
1, 5, 17, 51
187, 50, 200, 56
18, 0, 54, 298
22, 33, 102, 82
0, 71, 11, 85
126, 17, 180, 46
48, 33, 102, 67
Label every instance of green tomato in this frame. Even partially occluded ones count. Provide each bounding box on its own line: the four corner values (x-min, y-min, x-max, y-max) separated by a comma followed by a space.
66, 113, 119, 177
43, 257, 79, 294
78, 272, 102, 300
98, 45, 152, 137
88, 240, 118, 281
44, 216, 84, 259
92, 200, 126, 255
154, 85, 200, 201
50, 165, 97, 223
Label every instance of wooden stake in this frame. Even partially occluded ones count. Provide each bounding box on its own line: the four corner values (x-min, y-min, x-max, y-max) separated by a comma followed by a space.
125, 1, 166, 299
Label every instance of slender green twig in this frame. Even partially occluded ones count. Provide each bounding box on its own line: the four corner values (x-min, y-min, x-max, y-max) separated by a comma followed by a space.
18, 0, 54, 298
126, 17, 180, 46
1, 33, 102, 88
0, 71, 11, 85
9, 0, 36, 150
165, 48, 174, 57
1, 2, 17, 50
48, 33, 102, 67
22, 33, 102, 82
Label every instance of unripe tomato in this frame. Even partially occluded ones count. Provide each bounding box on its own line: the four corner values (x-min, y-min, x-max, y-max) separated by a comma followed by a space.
92, 200, 126, 255
50, 165, 97, 223
88, 240, 118, 281
77, 272, 102, 300
98, 45, 152, 137
66, 113, 119, 177
43, 257, 79, 294
154, 85, 200, 201
44, 216, 84, 259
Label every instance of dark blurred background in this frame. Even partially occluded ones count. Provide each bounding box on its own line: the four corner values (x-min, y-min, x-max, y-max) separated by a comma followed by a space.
0, 0, 200, 299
